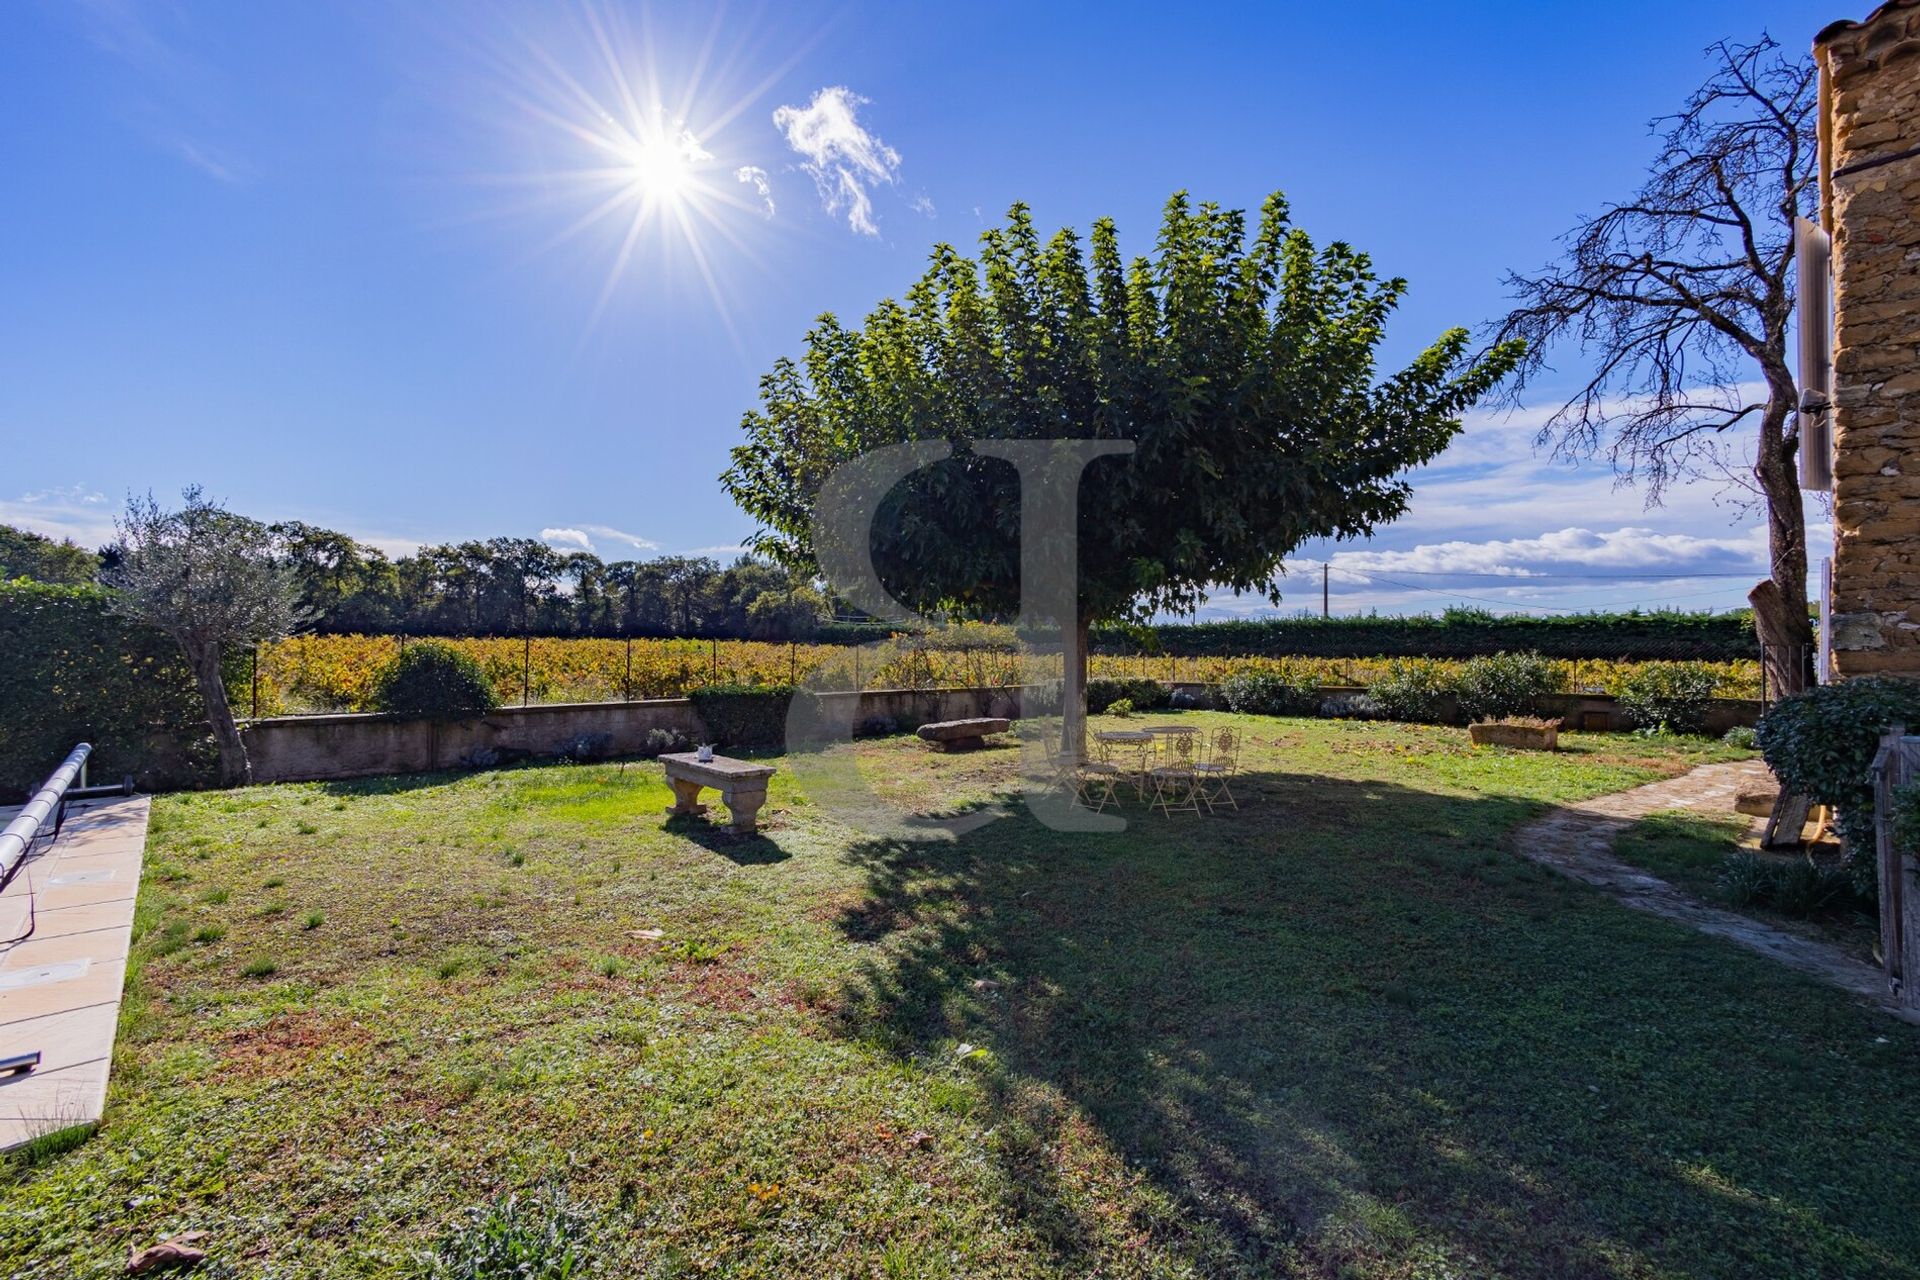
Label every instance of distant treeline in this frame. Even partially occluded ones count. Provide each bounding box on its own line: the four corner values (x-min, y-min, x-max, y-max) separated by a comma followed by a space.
2, 521, 834, 640
3, 521, 1759, 657
1092, 609, 1760, 661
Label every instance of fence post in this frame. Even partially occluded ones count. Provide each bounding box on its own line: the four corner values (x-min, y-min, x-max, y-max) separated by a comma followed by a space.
522, 633, 531, 707
710, 638, 718, 685
624, 636, 633, 703
251, 642, 260, 719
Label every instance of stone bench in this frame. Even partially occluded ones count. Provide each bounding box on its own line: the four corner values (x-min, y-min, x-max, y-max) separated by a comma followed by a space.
659, 753, 777, 834
915, 718, 1011, 752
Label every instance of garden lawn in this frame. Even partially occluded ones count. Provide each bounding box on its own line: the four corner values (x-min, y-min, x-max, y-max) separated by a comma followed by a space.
1612, 810, 1882, 966
5, 716, 1917, 1279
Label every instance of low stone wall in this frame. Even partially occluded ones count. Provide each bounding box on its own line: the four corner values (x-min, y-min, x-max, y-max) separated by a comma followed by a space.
239, 680, 1762, 785
242, 685, 1031, 783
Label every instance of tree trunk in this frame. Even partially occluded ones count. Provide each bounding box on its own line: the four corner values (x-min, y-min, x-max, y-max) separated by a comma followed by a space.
187, 640, 252, 787
1752, 390, 1817, 697
1061, 617, 1090, 759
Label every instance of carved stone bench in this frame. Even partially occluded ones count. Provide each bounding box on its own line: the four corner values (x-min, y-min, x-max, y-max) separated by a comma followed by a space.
659, 753, 777, 834
915, 717, 1012, 752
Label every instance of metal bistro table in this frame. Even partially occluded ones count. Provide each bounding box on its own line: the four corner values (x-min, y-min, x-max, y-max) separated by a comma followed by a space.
1091, 728, 1154, 798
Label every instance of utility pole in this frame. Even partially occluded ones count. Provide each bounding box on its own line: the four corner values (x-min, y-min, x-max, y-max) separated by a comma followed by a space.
1322, 563, 1330, 619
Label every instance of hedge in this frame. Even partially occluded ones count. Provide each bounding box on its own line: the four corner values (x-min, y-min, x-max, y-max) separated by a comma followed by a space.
0, 580, 215, 796
688, 684, 819, 749
1092, 608, 1758, 661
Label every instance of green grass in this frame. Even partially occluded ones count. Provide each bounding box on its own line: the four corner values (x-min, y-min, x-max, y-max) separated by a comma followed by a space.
7, 716, 1918, 1278
1613, 810, 1881, 962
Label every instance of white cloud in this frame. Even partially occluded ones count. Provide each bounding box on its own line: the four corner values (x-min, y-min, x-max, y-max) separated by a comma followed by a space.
1, 485, 119, 549
537, 524, 662, 555
772, 87, 900, 236
909, 193, 935, 217
1332, 526, 1765, 579
20, 483, 107, 506
580, 524, 658, 552
734, 165, 775, 218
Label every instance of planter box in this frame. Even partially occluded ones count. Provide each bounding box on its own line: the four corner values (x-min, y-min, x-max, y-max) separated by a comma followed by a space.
1469, 721, 1559, 751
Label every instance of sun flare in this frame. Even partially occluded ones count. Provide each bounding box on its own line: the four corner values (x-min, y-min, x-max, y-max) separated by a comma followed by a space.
464, 3, 798, 340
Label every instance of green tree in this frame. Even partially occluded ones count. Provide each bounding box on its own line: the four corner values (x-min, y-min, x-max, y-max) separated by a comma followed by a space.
723, 193, 1522, 743
0, 523, 100, 584
104, 489, 306, 785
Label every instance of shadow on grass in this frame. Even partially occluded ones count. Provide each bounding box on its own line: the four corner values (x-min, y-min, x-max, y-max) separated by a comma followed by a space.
827, 766, 1920, 1279
660, 814, 791, 866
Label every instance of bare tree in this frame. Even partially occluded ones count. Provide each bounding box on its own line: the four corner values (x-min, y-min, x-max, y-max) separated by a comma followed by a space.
106, 488, 305, 785
1493, 36, 1817, 694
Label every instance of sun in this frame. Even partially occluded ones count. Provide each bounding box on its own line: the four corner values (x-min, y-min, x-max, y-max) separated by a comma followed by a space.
611, 121, 711, 206
455, 2, 800, 341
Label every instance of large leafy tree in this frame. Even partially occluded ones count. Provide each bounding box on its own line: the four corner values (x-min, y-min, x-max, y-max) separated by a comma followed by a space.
724, 193, 1523, 743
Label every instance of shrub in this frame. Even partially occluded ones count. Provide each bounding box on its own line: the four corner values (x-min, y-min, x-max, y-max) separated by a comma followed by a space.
1366, 659, 1455, 723
0, 580, 215, 795
1317, 693, 1381, 720
556, 732, 612, 763
371, 642, 499, 721
1717, 852, 1864, 918
856, 715, 896, 738
1616, 661, 1719, 735
1757, 675, 1920, 846
1086, 677, 1169, 714
643, 727, 688, 756
1219, 670, 1323, 717
1454, 651, 1564, 723
1092, 607, 1758, 661
688, 684, 816, 749
1721, 725, 1758, 749
421, 1182, 594, 1280
1169, 687, 1213, 710
1894, 781, 1920, 857
1106, 697, 1136, 717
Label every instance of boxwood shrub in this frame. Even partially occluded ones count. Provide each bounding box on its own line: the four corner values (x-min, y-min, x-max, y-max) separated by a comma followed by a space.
1219, 670, 1323, 717
1616, 661, 1720, 735
1453, 651, 1564, 723
689, 683, 818, 749
1086, 677, 1170, 714
1757, 675, 1920, 847
1366, 659, 1456, 724
370, 642, 499, 721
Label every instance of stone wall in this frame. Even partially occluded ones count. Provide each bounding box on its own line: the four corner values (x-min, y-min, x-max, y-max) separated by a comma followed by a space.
1820, 1, 1920, 676
237, 682, 1761, 786
241, 685, 1026, 784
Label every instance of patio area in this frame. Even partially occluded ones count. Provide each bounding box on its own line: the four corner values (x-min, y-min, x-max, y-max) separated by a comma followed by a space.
5, 715, 1917, 1278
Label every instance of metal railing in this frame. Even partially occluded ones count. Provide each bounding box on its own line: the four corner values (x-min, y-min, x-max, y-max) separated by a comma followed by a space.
0, 743, 90, 889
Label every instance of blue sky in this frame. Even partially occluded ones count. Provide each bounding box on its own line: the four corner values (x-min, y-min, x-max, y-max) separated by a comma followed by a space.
1, 0, 1828, 617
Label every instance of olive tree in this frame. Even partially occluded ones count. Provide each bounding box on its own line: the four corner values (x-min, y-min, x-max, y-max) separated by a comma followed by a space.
106, 488, 305, 785
723, 193, 1522, 746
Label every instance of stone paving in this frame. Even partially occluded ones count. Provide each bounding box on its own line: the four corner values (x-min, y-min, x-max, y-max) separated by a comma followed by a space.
1515, 760, 1915, 1022
0, 795, 151, 1148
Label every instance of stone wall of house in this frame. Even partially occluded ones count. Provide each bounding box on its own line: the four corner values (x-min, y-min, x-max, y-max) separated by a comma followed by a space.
1821, 1, 1920, 676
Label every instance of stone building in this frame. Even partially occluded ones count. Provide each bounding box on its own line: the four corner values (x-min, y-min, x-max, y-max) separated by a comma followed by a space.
1818, 1, 1920, 677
